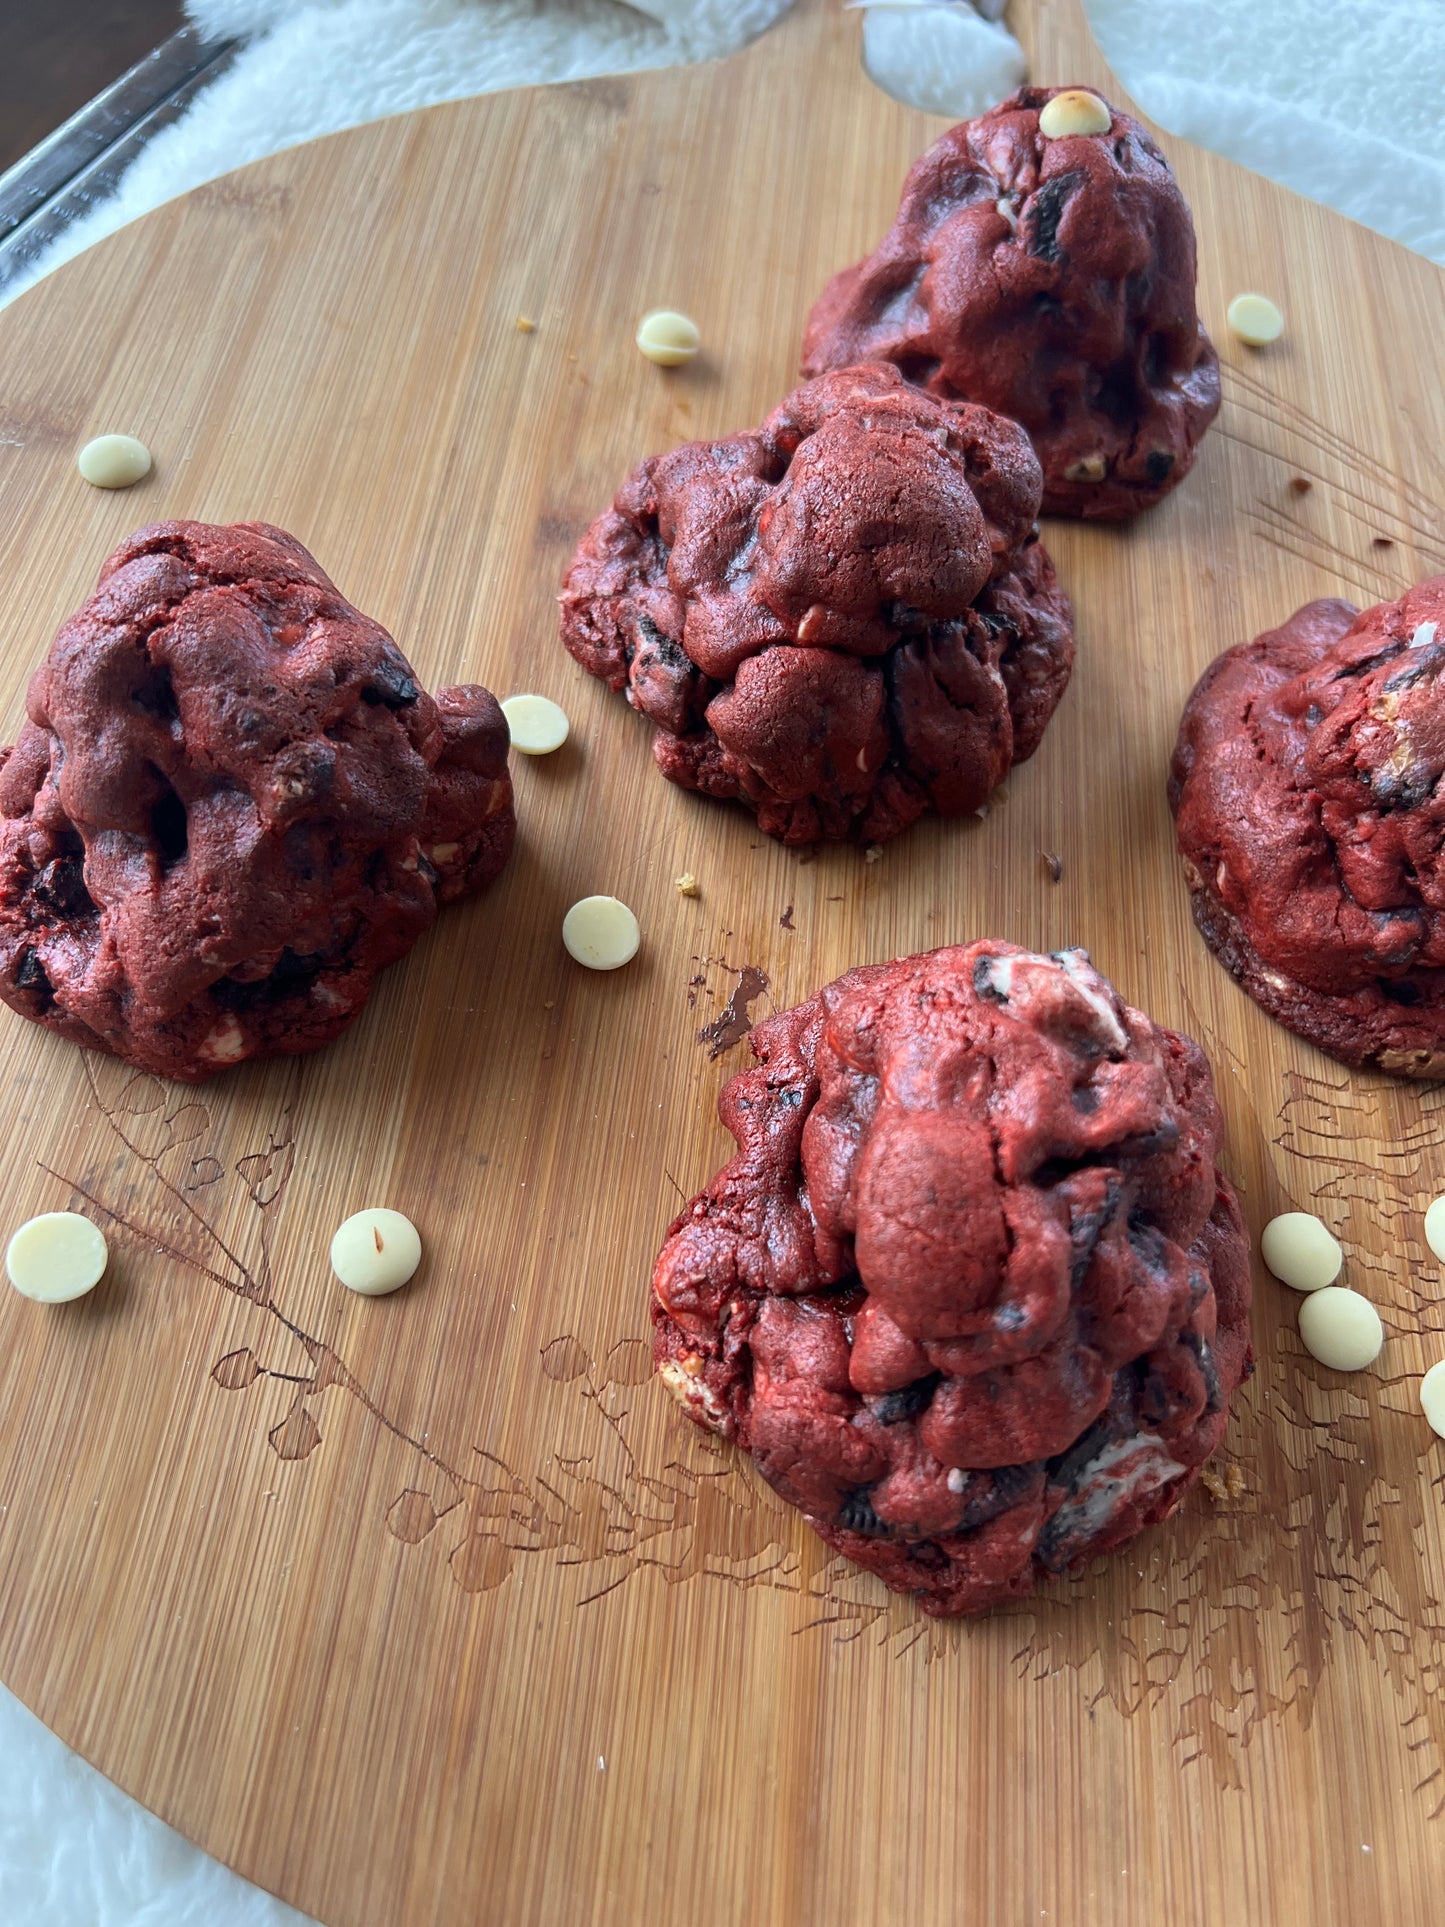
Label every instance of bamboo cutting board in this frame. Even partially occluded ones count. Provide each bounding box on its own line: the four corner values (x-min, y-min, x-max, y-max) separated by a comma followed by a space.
1, 2, 1443, 1921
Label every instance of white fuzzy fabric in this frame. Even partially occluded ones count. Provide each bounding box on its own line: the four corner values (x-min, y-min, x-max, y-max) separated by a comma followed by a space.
858, 3, 1026, 120
2, 0, 793, 307
1086, 0, 1445, 262
0, 1686, 313, 1925
1, 1, 1442, 1923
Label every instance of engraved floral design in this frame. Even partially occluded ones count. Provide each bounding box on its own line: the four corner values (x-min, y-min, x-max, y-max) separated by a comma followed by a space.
41, 1047, 1445, 1815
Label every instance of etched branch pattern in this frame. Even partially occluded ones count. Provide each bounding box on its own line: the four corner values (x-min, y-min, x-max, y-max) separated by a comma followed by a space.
39, 1032, 1445, 1816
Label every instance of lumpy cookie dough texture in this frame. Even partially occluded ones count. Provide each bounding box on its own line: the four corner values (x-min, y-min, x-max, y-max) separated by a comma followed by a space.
0, 521, 515, 1081
652, 941, 1252, 1616
800, 88, 1220, 520
1171, 578, 1445, 1077
560, 364, 1074, 846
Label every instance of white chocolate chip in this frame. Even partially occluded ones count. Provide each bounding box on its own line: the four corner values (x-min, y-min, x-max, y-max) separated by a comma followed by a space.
636, 310, 700, 366
1411, 622, 1438, 651
1038, 90, 1112, 139
1426, 1195, 1445, 1262
563, 895, 640, 970
6, 1212, 108, 1303
1054, 948, 1129, 1052
1298, 1287, 1382, 1372
501, 692, 569, 755
1261, 1211, 1342, 1291
330, 1207, 421, 1296
657, 1355, 728, 1428
1226, 292, 1284, 347
946, 1467, 967, 1494
1422, 1360, 1445, 1438
77, 434, 152, 489
198, 1014, 246, 1064
1063, 454, 1108, 483
996, 196, 1019, 233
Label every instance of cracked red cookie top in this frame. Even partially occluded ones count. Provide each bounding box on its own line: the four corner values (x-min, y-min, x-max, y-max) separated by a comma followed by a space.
560, 363, 1074, 846
0, 520, 515, 1082
652, 941, 1252, 1616
800, 88, 1220, 520
1171, 577, 1445, 1076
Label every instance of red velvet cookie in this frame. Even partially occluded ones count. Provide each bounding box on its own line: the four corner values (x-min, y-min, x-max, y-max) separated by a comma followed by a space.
0, 521, 515, 1082
801, 88, 1220, 520
560, 363, 1073, 845
652, 941, 1252, 1616
1171, 578, 1445, 1076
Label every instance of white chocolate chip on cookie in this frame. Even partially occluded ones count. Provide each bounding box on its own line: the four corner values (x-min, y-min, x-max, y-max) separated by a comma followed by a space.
1038, 90, 1112, 139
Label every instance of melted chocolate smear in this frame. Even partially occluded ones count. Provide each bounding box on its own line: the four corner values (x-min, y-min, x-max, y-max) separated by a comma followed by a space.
696, 963, 770, 1058
779, 904, 795, 930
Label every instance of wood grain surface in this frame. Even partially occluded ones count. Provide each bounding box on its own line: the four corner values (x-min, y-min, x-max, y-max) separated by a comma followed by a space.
1, 3, 1443, 1922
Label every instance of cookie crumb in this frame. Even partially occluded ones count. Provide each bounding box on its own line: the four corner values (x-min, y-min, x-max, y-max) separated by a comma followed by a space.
516, 316, 536, 333
1063, 453, 1108, 484
1289, 477, 1311, 495
1200, 1463, 1246, 1505
675, 872, 699, 896
1042, 850, 1063, 883
863, 844, 882, 865
1373, 536, 1394, 549
779, 904, 794, 929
